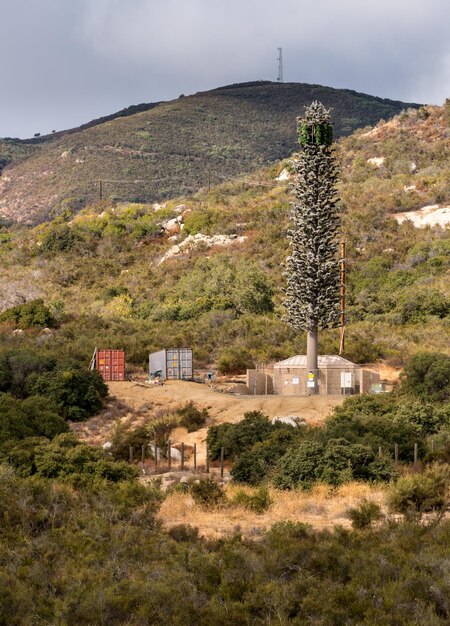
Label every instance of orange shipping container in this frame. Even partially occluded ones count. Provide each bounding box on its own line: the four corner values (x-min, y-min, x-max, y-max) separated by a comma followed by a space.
95, 349, 125, 381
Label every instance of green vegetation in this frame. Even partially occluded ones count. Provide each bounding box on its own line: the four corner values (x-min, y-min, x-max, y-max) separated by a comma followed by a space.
388, 463, 450, 519
177, 401, 209, 432
1, 466, 450, 624
0, 299, 55, 328
347, 499, 384, 529
189, 477, 227, 508
0, 348, 108, 421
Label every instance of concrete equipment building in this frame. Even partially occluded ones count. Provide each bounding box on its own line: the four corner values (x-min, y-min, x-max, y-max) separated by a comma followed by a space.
247, 355, 380, 396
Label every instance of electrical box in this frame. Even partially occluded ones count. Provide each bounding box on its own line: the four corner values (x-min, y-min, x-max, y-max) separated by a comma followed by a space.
341, 372, 354, 389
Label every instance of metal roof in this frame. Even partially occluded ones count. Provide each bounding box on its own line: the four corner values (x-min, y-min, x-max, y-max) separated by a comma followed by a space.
275, 355, 357, 368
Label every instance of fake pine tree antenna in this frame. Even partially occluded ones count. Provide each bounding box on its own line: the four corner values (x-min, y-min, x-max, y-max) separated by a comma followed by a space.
284, 101, 341, 394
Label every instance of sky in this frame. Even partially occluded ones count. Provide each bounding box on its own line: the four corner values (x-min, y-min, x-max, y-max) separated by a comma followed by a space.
1, 0, 449, 138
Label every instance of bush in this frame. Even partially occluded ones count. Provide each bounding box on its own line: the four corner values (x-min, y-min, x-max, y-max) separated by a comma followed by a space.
148, 414, 178, 454
273, 440, 324, 490
400, 352, 450, 403
40, 224, 77, 252
0, 299, 55, 329
388, 464, 450, 518
0, 393, 68, 446
177, 401, 209, 432
33, 433, 138, 484
189, 477, 226, 508
168, 524, 200, 542
110, 422, 153, 461
273, 438, 395, 489
347, 499, 383, 529
231, 486, 272, 514
29, 365, 108, 421
231, 450, 268, 485
217, 346, 255, 374
0, 350, 55, 398
207, 412, 273, 460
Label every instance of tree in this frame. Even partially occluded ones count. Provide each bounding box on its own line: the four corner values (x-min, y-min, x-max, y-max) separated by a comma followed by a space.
284, 102, 341, 393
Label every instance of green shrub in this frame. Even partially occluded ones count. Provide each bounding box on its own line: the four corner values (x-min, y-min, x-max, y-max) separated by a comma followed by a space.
273, 438, 395, 490
176, 401, 209, 432
168, 524, 200, 542
207, 412, 273, 460
189, 477, 226, 508
0, 299, 55, 329
347, 499, 383, 529
388, 464, 450, 518
40, 224, 77, 252
273, 440, 324, 490
231, 486, 272, 514
217, 346, 255, 374
33, 433, 138, 484
0, 393, 68, 446
148, 414, 178, 454
400, 352, 450, 403
110, 422, 153, 461
29, 365, 108, 421
0, 350, 56, 398
231, 450, 268, 485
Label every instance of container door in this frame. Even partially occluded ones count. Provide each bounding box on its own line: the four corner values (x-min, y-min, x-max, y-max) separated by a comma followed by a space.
166, 349, 179, 380
179, 349, 193, 380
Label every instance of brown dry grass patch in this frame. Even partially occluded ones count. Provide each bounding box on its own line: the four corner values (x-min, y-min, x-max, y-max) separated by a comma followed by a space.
156, 481, 386, 539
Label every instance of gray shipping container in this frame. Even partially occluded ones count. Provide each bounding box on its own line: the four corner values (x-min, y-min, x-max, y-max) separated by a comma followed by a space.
149, 348, 193, 380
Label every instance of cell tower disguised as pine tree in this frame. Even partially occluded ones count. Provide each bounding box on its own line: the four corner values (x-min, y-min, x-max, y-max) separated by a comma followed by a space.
284, 101, 341, 394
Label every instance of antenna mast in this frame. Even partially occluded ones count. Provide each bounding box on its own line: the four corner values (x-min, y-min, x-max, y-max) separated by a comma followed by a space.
277, 47, 283, 83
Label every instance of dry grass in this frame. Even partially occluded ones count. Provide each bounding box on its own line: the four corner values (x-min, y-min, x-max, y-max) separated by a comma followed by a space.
156, 481, 386, 539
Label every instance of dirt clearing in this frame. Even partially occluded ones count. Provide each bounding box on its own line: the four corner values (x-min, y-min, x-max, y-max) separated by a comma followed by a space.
71, 380, 344, 447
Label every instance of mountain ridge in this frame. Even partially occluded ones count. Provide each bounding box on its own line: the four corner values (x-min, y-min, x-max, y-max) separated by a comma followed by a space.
0, 81, 421, 224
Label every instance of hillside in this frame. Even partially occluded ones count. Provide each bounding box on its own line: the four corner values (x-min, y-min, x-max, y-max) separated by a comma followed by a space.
0, 81, 419, 223
0, 102, 448, 373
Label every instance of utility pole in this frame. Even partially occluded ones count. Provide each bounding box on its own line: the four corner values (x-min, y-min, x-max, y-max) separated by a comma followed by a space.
277, 48, 283, 83
339, 241, 346, 355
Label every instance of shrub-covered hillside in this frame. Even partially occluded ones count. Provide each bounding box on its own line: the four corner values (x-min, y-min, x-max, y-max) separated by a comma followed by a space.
0, 103, 448, 371
0, 81, 419, 223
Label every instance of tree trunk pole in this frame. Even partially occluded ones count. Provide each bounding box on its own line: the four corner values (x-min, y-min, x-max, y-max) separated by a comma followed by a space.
306, 326, 318, 395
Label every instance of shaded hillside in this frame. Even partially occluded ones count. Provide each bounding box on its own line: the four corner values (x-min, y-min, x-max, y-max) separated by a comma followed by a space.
0, 81, 419, 223
0, 104, 447, 373
0, 139, 37, 174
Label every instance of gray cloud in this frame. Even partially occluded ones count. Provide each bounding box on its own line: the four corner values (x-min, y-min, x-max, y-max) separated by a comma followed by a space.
1, 0, 449, 137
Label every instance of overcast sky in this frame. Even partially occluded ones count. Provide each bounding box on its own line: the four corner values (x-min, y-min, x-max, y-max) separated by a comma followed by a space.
1, 0, 449, 138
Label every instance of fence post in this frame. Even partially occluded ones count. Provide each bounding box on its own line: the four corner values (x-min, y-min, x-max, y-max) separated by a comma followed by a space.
220, 447, 224, 479
394, 443, 399, 463
129, 446, 134, 463
206, 444, 210, 473
154, 443, 158, 469
431, 439, 435, 454
193, 443, 197, 471
168, 440, 171, 470
181, 442, 185, 471
378, 446, 382, 457
414, 443, 418, 466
